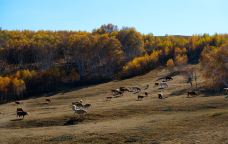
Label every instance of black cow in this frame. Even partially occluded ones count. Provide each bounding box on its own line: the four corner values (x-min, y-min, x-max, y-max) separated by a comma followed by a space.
165, 76, 173, 81
17, 111, 28, 119
187, 91, 197, 97
158, 93, 163, 99
119, 87, 129, 92
17, 108, 24, 112
138, 95, 144, 101
145, 92, 149, 97
83, 104, 91, 109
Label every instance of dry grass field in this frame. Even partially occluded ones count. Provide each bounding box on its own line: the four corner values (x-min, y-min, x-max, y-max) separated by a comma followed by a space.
0, 65, 227, 144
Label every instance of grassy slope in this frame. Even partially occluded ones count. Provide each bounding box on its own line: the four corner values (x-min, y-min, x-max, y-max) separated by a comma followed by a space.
0, 65, 227, 144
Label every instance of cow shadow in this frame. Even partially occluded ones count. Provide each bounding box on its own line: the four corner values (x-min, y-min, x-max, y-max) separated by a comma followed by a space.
10, 118, 23, 121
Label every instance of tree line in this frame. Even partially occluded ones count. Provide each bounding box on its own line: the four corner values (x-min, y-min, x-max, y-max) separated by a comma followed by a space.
0, 24, 227, 103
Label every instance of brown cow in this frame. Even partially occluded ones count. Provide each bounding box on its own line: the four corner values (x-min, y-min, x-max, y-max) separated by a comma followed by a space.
154, 82, 159, 86
106, 96, 112, 101
15, 101, 21, 105
45, 99, 51, 103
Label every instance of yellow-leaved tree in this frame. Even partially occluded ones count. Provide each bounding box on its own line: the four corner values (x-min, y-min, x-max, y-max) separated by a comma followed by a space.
201, 43, 228, 88
166, 59, 175, 68
0, 76, 11, 98
175, 54, 188, 66
10, 77, 26, 97
122, 50, 160, 78
15, 69, 36, 80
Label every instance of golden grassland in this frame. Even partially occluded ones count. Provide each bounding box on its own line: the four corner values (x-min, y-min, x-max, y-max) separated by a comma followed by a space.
0, 65, 227, 144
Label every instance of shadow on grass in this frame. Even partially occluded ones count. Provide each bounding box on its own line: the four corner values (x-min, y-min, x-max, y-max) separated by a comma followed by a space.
48, 134, 76, 142
6, 113, 105, 129
63, 117, 85, 126
10, 118, 23, 121
199, 88, 225, 97
169, 88, 188, 97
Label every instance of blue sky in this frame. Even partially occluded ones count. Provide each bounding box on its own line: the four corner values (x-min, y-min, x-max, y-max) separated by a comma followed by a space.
0, 0, 227, 35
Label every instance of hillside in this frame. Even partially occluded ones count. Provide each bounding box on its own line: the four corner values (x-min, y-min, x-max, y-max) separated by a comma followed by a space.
0, 65, 227, 144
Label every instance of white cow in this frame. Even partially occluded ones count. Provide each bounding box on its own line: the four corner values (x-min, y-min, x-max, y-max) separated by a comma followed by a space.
159, 82, 168, 88
72, 105, 87, 117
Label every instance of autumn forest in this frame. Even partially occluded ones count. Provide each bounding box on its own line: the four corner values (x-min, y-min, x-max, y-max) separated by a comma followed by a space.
0, 24, 227, 103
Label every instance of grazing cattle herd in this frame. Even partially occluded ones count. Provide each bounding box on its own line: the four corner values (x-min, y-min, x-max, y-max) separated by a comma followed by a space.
4, 74, 227, 122
108, 75, 174, 102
